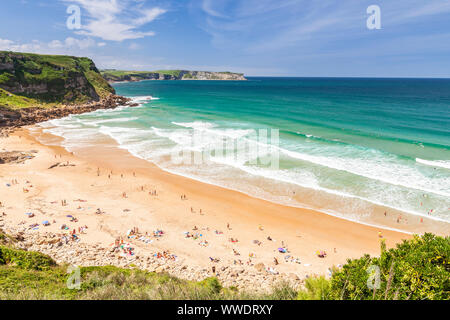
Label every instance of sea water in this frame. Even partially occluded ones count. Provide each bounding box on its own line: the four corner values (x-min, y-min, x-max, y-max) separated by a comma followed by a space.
38, 78, 450, 233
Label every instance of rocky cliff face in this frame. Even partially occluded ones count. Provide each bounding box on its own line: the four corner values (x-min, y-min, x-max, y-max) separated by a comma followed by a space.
181, 71, 246, 80
0, 51, 115, 104
101, 70, 247, 82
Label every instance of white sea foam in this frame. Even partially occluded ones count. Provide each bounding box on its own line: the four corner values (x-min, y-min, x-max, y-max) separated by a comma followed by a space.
172, 121, 216, 130
130, 95, 159, 104
275, 146, 450, 198
416, 158, 450, 170
163, 121, 450, 198
89, 117, 139, 125
38, 110, 450, 225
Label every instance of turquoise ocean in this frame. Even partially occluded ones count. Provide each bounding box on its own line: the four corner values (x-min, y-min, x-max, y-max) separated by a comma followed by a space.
38, 78, 450, 233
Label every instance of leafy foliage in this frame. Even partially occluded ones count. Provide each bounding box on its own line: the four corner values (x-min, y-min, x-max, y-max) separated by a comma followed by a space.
330, 233, 449, 300
297, 276, 332, 300
0, 246, 56, 271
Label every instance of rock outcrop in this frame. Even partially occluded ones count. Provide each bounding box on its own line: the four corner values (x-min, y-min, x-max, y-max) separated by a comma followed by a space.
0, 95, 132, 131
0, 150, 36, 164
182, 71, 246, 80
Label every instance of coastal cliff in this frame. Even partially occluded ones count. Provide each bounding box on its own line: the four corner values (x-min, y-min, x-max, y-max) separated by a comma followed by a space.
0, 51, 115, 107
0, 51, 134, 131
101, 69, 247, 82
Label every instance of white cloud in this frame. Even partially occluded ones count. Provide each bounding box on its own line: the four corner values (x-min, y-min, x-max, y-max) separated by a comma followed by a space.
197, 0, 450, 54
0, 37, 98, 53
129, 43, 140, 50
63, 0, 166, 41
64, 37, 97, 49
0, 39, 15, 49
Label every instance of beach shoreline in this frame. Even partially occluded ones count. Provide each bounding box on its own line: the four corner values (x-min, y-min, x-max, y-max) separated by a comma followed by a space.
0, 125, 417, 290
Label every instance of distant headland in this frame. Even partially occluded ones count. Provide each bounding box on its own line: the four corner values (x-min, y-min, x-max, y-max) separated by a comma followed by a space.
100, 69, 247, 82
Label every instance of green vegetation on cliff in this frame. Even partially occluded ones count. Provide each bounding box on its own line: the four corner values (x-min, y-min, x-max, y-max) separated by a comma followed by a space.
0, 51, 115, 109
0, 88, 44, 109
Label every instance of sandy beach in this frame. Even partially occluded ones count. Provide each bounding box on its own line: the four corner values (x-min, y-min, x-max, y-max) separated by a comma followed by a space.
0, 127, 413, 289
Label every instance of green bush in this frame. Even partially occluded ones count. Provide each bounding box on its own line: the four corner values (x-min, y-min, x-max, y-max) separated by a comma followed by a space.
0, 246, 56, 271
330, 233, 449, 300
197, 277, 223, 294
297, 276, 332, 300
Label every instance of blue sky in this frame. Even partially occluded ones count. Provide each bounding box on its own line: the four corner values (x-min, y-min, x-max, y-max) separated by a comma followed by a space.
1, 0, 450, 77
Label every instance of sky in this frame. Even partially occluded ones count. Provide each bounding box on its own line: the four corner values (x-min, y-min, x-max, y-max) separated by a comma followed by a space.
1, 0, 450, 77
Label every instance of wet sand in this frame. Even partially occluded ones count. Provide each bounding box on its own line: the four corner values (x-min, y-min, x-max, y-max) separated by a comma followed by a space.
0, 127, 413, 279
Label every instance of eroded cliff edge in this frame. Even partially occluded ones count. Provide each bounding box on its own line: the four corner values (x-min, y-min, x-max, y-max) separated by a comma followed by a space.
0, 51, 133, 131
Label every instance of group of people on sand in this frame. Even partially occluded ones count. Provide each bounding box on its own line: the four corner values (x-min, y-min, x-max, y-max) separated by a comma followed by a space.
112, 238, 135, 256
190, 207, 203, 214
385, 208, 430, 224
154, 250, 177, 261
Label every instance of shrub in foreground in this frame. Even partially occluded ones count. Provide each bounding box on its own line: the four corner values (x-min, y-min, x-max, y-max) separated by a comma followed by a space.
330, 233, 449, 300
0, 246, 56, 270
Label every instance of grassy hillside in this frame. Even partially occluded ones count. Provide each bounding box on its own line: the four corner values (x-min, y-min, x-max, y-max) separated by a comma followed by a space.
0, 243, 296, 300
0, 88, 44, 109
0, 51, 115, 109
0, 229, 448, 300
152, 70, 184, 77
